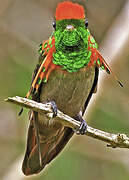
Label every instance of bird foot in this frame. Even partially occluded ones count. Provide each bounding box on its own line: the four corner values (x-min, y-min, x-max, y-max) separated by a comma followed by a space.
49, 101, 58, 117
75, 114, 87, 135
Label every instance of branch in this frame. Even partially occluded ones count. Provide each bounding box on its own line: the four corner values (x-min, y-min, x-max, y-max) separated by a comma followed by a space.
5, 96, 129, 149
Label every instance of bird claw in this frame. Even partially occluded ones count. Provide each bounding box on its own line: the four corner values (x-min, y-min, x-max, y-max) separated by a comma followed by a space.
49, 101, 57, 117
76, 119, 87, 135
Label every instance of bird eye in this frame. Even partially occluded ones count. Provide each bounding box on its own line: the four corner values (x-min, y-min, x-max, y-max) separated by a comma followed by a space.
85, 19, 88, 28
52, 21, 56, 30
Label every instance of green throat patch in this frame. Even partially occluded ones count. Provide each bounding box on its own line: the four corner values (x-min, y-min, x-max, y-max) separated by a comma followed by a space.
52, 19, 92, 72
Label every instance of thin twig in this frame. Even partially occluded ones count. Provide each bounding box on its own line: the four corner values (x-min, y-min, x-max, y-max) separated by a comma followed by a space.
5, 96, 129, 149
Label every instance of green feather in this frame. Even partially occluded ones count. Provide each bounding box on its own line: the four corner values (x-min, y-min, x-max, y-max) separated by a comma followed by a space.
52, 19, 93, 72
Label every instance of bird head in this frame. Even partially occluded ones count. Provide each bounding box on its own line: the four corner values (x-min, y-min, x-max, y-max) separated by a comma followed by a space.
53, 1, 89, 53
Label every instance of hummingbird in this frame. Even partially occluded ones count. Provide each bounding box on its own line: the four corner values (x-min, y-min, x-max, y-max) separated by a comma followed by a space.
21, 1, 123, 176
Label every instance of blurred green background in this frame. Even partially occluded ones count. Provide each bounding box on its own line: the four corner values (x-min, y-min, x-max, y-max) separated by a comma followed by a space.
1, 0, 129, 179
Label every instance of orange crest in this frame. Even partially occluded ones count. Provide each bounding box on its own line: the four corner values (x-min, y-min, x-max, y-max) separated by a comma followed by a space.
55, 1, 85, 20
